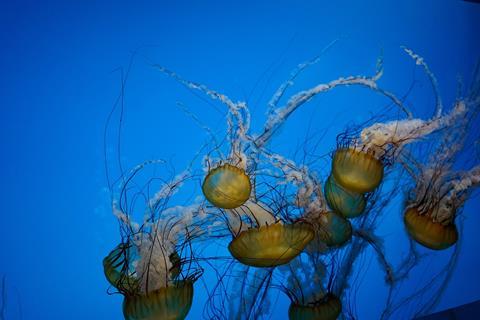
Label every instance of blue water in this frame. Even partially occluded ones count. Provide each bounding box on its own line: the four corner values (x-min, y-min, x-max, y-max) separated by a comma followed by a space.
1, 1, 479, 319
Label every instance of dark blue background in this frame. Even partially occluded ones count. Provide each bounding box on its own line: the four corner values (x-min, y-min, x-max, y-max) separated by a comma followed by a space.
0, 1, 479, 319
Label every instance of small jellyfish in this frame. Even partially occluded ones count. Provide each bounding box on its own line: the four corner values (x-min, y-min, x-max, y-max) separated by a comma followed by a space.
288, 294, 342, 320
324, 174, 366, 218
202, 163, 252, 209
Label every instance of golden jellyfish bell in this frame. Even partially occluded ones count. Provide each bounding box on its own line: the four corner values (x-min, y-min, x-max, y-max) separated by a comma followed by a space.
202, 164, 252, 209
316, 211, 352, 247
332, 148, 384, 194
103, 243, 139, 293
123, 281, 193, 320
228, 223, 314, 267
289, 294, 342, 320
324, 175, 366, 218
404, 208, 458, 250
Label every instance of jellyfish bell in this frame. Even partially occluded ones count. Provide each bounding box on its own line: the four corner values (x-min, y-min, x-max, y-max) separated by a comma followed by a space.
202, 163, 252, 209
324, 175, 366, 218
103, 227, 199, 320
123, 280, 194, 320
117, 244, 197, 320
288, 294, 342, 320
103, 243, 139, 294
228, 222, 315, 267
315, 211, 352, 248
332, 148, 384, 194
404, 207, 458, 250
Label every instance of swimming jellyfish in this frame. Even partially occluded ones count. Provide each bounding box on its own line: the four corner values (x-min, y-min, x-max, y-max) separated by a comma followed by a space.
103, 162, 203, 320
402, 79, 480, 250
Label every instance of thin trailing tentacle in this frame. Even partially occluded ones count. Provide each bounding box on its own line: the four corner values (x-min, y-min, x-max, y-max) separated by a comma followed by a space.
256, 55, 413, 147
152, 64, 251, 160
353, 230, 394, 285
402, 46, 443, 118
267, 38, 339, 114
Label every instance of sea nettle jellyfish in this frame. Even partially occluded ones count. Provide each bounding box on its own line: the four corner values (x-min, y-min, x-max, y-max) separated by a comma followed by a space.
289, 295, 342, 320
324, 174, 366, 218
202, 163, 252, 209
279, 247, 343, 320
402, 77, 480, 250
221, 174, 314, 267
103, 162, 203, 320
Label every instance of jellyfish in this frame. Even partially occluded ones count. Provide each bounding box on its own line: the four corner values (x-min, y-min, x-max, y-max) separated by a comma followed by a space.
331, 147, 384, 194
228, 222, 315, 267
288, 294, 342, 320
315, 211, 352, 247
122, 281, 194, 320
103, 242, 139, 295
399, 64, 480, 250
401, 125, 479, 249
278, 244, 343, 320
403, 208, 459, 250
103, 236, 197, 320
202, 163, 252, 209
324, 175, 366, 218
223, 196, 314, 267
103, 161, 204, 320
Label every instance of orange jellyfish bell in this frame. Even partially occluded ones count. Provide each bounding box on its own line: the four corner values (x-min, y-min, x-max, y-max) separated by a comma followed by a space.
316, 211, 352, 247
228, 223, 314, 267
404, 207, 458, 250
202, 163, 252, 209
289, 294, 342, 320
332, 148, 384, 193
123, 281, 193, 320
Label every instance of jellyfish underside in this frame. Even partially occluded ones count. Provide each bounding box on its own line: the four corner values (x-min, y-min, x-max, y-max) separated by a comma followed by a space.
123, 281, 194, 320
316, 211, 352, 247
404, 207, 458, 250
289, 294, 342, 320
324, 175, 366, 218
228, 223, 314, 267
332, 148, 384, 194
202, 163, 252, 209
